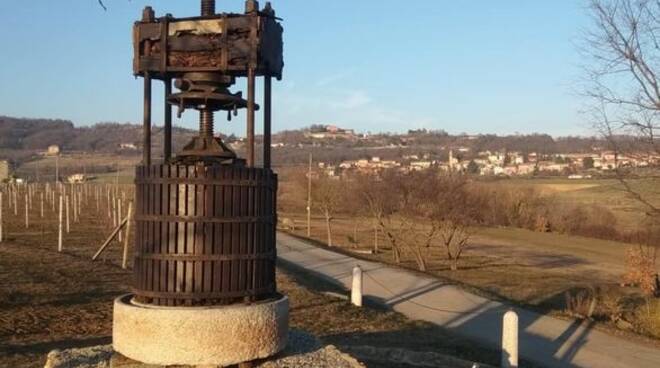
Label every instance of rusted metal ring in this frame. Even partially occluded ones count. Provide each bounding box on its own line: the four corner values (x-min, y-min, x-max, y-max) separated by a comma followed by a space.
136, 252, 275, 261
132, 287, 275, 300
135, 178, 273, 186
135, 215, 274, 224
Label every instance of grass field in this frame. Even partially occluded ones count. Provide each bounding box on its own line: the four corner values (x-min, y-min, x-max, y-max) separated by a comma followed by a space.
17, 154, 140, 184
495, 177, 660, 231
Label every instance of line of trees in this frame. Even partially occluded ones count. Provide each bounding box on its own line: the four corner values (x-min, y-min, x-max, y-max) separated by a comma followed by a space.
300, 170, 483, 271
292, 168, 658, 273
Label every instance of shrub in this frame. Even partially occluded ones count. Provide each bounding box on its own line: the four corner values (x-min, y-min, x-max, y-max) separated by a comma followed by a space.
623, 246, 658, 297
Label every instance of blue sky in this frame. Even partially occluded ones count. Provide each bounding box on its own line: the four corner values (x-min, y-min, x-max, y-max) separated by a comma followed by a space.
0, 1, 591, 136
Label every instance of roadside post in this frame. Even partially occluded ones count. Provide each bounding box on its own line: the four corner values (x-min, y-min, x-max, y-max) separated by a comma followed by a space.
352, 265, 363, 307
502, 309, 519, 368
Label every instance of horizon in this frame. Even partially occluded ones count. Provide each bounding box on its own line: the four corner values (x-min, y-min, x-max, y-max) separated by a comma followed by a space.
0, 1, 592, 137
1, 115, 605, 140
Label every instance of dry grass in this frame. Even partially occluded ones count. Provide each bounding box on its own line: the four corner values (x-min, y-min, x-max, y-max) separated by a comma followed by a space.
501, 177, 660, 231
17, 154, 140, 184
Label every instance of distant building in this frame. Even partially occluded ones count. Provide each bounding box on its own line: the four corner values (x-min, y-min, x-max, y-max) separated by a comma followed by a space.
0, 160, 10, 182
304, 125, 357, 140
410, 161, 432, 170
119, 143, 138, 150
67, 174, 87, 184
47, 145, 61, 156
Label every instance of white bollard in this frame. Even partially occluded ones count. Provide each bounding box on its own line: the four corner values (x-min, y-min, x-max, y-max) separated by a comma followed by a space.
351, 265, 363, 307
501, 310, 519, 368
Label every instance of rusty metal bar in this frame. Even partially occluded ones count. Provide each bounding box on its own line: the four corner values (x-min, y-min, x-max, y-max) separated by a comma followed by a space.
164, 78, 172, 163
264, 76, 272, 169
247, 68, 256, 167
143, 73, 152, 166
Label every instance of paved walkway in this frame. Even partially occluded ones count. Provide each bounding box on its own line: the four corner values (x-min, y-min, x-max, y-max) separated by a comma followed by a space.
277, 232, 660, 368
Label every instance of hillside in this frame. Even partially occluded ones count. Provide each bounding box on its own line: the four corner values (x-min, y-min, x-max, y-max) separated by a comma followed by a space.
0, 116, 627, 169
0, 116, 201, 154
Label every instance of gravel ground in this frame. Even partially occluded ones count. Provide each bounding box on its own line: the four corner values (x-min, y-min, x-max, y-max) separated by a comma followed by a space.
43, 330, 364, 368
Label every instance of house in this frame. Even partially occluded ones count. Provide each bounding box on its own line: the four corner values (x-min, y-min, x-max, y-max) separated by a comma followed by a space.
304, 125, 357, 140
119, 143, 138, 150
409, 161, 432, 170
0, 160, 10, 182
47, 145, 61, 156
67, 174, 87, 183
538, 163, 569, 172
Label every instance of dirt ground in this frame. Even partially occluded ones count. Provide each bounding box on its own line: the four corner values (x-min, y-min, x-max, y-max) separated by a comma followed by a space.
0, 185, 515, 368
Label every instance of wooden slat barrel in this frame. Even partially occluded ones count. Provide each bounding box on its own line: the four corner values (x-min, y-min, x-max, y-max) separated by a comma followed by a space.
132, 164, 277, 306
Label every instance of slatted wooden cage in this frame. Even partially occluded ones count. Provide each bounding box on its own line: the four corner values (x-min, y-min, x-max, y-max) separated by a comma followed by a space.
132, 164, 277, 306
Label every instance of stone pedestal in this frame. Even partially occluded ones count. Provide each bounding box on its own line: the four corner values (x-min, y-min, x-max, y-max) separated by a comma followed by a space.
112, 294, 289, 367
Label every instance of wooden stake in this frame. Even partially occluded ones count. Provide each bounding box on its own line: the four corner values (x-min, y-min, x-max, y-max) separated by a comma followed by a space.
24, 193, 29, 229
112, 196, 117, 228
122, 202, 133, 269
73, 187, 78, 223
93, 217, 128, 261
13, 190, 17, 216
58, 195, 63, 252
65, 195, 70, 233
118, 200, 123, 242
0, 192, 3, 243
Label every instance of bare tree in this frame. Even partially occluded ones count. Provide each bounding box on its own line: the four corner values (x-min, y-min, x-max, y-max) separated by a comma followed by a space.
583, 0, 660, 291
415, 172, 481, 271
583, 0, 660, 213
312, 175, 343, 247
357, 172, 409, 263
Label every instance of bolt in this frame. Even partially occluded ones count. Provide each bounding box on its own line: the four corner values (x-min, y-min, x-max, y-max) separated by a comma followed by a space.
200, 110, 214, 138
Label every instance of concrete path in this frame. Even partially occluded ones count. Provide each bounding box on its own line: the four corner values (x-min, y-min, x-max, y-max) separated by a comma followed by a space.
277, 232, 660, 368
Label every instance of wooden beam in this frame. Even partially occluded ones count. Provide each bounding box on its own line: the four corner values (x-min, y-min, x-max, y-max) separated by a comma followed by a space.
264, 76, 272, 169
93, 217, 128, 261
